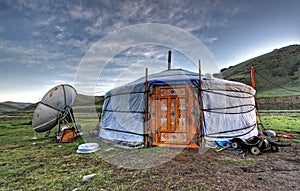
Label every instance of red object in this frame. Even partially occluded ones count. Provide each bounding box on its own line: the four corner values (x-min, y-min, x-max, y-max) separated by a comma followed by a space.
59, 128, 76, 143
278, 133, 294, 139
251, 66, 256, 88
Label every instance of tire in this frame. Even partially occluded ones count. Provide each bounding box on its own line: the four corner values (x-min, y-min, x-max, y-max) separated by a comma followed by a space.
250, 146, 260, 155
231, 142, 239, 149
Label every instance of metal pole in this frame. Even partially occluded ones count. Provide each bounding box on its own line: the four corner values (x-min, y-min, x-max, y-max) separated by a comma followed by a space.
168, 50, 171, 70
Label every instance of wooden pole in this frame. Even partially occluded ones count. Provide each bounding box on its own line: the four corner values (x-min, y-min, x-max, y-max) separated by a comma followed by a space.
144, 68, 149, 147
199, 60, 205, 148
251, 66, 256, 89
250, 66, 261, 131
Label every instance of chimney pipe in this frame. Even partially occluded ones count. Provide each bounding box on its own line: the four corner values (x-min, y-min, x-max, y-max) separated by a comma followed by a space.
168, 50, 171, 70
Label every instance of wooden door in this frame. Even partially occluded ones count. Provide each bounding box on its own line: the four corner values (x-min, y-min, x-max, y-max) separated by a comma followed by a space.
150, 85, 199, 148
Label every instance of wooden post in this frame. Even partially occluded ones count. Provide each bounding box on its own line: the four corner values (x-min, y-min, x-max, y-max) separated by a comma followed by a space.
251, 66, 256, 89
198, 60, 205, 148
144, 68, 149, 147
251, 66, 260, 131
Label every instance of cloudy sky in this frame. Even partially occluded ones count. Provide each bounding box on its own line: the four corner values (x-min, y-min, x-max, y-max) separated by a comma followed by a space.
0, 0, 299, 102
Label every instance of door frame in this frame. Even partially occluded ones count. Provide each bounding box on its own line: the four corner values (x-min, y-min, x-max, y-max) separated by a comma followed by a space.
149, 84, 199, 148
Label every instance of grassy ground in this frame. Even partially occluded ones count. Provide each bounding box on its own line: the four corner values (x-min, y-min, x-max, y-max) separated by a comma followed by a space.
259, 115, 300, 140
0, 114, 299, 190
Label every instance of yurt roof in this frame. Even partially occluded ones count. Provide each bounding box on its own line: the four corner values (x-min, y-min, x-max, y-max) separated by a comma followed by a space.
105, 68, 255, 96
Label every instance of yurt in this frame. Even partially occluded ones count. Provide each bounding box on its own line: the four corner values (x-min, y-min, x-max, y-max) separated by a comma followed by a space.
98, 68, 258, 148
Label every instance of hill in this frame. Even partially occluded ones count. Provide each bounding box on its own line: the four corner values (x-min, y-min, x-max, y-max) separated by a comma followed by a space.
0, 101, 32, 113
20, 94, 104, 114
218, 45, 300, 99
73, 94, 104, 114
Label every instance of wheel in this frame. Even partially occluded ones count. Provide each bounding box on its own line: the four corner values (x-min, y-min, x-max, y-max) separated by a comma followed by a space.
250, 146, 260, 155
231, 142, 239, 149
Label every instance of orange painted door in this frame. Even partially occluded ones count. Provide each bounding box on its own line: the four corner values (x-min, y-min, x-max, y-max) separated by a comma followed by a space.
150, 85, 199, 148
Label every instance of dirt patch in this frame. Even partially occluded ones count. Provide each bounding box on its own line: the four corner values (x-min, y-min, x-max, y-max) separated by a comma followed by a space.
126, 142, 300, 191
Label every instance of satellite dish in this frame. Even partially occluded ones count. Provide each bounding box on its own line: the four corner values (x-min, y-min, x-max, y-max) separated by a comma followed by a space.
32, 84, 77, 133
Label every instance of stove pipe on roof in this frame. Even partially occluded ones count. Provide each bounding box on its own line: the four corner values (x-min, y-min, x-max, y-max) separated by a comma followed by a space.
168, 50, 171, 70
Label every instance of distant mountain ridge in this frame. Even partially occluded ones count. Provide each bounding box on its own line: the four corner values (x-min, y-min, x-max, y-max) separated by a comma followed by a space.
0, 101, 32, 113
218, 44, 300, 99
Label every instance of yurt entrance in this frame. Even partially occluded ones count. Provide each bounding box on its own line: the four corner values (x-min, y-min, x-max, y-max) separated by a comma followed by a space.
149, 84, 199, 148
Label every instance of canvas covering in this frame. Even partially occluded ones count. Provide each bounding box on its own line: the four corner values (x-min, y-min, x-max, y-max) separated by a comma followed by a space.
99, 69, 258, 146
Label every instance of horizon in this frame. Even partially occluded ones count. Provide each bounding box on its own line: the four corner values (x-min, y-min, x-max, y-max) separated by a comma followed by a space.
1, 43, 299, 104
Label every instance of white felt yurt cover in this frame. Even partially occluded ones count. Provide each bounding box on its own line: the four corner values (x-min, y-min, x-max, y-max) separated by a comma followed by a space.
98, 69, 258, 147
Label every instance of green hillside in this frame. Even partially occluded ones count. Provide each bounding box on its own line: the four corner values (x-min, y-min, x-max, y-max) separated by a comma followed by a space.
219, 45, 300, 98
0, 101, 32, 113
21, 94, 104, 115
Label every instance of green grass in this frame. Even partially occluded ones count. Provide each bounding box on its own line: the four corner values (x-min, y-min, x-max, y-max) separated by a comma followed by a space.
259, 115, 300, 134
259, 115, 300, 141
0, 123, 144, 190
256, 88, 300, 98
0, 114, 299, 190
0, 117, 181, 190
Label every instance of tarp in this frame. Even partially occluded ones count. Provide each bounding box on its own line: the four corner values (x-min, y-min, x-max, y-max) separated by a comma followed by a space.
99, 69, 258, 146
